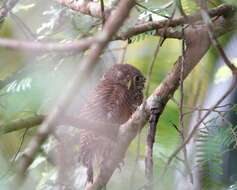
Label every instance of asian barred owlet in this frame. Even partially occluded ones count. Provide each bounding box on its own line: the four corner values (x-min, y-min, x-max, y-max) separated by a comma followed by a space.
78, 64, 145, 183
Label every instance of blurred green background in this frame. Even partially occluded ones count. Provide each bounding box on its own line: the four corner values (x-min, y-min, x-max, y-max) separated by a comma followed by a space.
0, 0, 237, 190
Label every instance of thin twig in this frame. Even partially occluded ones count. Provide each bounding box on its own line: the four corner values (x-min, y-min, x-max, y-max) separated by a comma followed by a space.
161, 78, 237, 177
12, 128, 29, 162
0, 4, 233, 53
119, 43, 128, 64
100, 0, 106, 26
84, 15, 233, 189
0, 0, 20, 21
18, 0, 136, 182
197, 0, 237, 73
144, 7, 176, 189
0, 128, 28, 181
179, 27, 193, 183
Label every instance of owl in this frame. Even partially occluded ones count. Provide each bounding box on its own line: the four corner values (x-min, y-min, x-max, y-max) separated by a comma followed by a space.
78, 64, 145, 183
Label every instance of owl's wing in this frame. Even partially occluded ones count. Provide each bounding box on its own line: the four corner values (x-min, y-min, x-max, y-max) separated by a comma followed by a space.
78, 83, 132, 125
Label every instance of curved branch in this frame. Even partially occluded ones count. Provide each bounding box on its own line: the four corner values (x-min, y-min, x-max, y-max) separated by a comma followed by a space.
85, 22, 211, 190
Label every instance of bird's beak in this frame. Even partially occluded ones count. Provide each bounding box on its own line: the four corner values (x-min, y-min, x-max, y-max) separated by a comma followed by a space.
127, 79, 133, 90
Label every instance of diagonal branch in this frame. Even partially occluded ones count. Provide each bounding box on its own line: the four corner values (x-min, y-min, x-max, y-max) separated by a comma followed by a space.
197, 1, 237, 74
162, 77, 237, 177
116, 4, 234, 40
0, 0, 20, 21
0, 4, 234, 53
86, 23, 211, 190
18, 0, 136, 177
89, 9, 237, 189
88, 8, 237, 187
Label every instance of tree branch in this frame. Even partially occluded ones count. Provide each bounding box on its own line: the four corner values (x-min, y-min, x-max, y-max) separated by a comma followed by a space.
0, 115, 120, 139
161, 77, 237, 177
0, 4, 234, 52
116, 4, 235, 40
18, 0, 136, 178
87, 9, 237, 188
55, 0, 112, 18
0, 37, 95, 52
0, 0, 20, 21
85, 21, 211, 190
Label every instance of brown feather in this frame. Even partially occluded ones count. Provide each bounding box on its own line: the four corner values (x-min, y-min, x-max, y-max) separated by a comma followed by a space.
78, 64, 145, 183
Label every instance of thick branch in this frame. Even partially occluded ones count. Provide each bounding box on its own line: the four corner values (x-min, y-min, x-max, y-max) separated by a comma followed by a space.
117, 4, 235, 40
162, 77, 237, 176
0, 37, 94, 52
88, 6, 237, 187
0, 116, 44, 134
18, 0, 136, 177
0, 4, 234, 52
86, 24, 211, 190
88, 6, 237, 186
0, 115, 119, 139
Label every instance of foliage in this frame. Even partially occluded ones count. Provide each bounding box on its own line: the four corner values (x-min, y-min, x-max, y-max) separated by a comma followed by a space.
196, 120, 237, 190
0, 0, 236, 190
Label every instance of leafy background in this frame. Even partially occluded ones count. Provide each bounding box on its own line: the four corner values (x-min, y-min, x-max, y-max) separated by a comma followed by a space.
0, 0, 237, 190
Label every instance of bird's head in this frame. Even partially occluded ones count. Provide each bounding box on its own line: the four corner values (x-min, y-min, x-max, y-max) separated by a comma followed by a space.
102, 64, 145, 92
101, 64, 145, 108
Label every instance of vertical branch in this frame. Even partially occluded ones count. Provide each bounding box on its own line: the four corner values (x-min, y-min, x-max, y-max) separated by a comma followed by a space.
12, 129, 29, 162
144, 7, 177, 189
144, 39, 163, 190
100, 0, 106, 26
129, 128, 142, 189
87, 23, 212, 190
179, 28, 193, 183
145, 40, 162, 98
145, 106, 159, 189
119, 43, 128, 64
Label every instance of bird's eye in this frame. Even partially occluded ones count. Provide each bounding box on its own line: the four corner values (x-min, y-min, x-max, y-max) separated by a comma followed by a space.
134, 75, 140, 82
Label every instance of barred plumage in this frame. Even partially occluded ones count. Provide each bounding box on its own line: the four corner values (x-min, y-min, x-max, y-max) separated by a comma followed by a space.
78, 64, 145, 183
